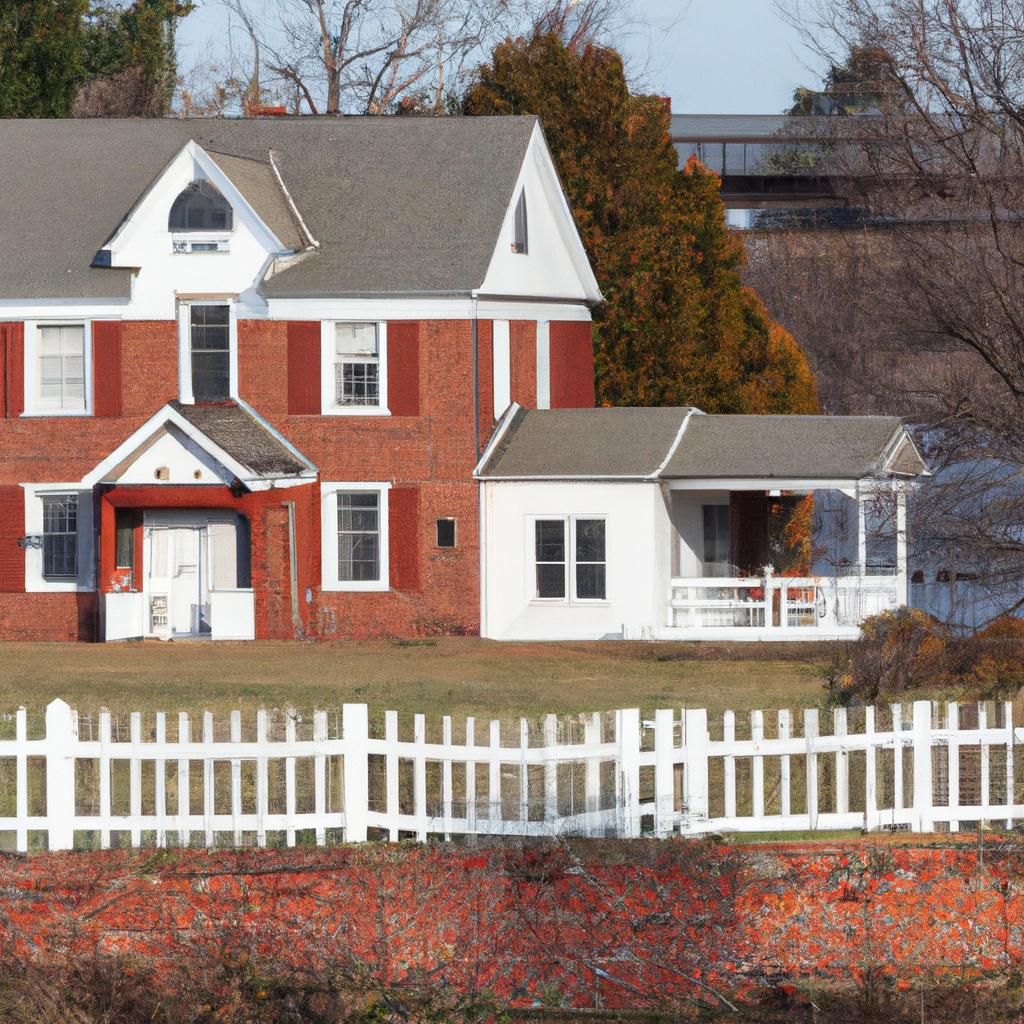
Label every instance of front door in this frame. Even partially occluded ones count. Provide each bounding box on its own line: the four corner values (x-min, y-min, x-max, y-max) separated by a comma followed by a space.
145, 525, 211, 638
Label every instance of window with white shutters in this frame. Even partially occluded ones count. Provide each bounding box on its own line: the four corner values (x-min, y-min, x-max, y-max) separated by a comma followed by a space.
37, 325, 86, 412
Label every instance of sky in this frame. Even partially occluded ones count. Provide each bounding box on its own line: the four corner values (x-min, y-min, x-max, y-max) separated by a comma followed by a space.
176, 0, 826, 115
624, 0, 826, 113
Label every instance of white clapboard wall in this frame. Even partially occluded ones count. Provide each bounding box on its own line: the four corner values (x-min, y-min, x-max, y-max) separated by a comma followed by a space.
0, 699, 1019, 852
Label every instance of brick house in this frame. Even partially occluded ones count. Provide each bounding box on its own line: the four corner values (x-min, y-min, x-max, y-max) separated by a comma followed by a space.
0, 117, 601, 641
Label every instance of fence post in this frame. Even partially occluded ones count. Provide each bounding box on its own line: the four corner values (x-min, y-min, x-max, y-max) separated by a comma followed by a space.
617, 708, 641, 837
912, 700, 934, 833
682, 708, 709, 832
654, 708, 675, 837
44, 699, 76, 852
343, 703, 369, 842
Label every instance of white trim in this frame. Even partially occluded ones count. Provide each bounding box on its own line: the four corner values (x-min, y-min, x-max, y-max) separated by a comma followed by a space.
264, 297, 593, 323
0, 301, 128, 319
647, 408, 697, 480
535, 320, 551, 409
268, 149, 319, 250
492, 320, 511, 416
320, 320, 390, 416
474, 402, 522, 477
21, 320, 93, 418
176, 299, 237, 405
665, 477, 868, 493
21, 484, 95, 593
320, 482, 392, 592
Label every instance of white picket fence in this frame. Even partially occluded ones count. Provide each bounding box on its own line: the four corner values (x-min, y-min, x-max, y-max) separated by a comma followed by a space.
0, 699, 1021, 852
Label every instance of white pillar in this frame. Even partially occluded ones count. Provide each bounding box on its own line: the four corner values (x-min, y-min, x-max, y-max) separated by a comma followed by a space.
896, 485, 908, 606
342, 703, 369, 842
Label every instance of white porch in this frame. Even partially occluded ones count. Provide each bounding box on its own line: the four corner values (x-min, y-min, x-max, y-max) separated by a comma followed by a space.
658, 478, 909, 640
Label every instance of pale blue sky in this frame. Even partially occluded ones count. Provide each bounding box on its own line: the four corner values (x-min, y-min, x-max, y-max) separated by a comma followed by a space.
177, 0, 824, 114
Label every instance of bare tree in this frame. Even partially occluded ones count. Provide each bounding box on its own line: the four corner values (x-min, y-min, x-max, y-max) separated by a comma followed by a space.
762, 0, 1024, 621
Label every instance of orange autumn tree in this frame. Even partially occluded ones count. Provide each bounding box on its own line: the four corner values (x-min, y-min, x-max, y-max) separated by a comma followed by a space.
462, 32, 819, 413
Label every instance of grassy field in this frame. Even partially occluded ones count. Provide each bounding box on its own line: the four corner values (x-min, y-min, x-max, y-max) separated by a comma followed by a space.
0, 637, 839, 719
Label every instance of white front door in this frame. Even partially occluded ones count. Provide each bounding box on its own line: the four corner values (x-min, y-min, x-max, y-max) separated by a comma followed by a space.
145, 525, 211, 637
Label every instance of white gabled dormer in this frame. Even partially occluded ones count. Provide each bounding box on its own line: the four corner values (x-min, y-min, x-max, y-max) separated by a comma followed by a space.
95, 141, 307, 320
479, 122, 602, 305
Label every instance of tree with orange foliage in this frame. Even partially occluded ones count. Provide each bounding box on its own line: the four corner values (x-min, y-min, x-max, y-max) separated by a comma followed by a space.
462, 32, 819, 413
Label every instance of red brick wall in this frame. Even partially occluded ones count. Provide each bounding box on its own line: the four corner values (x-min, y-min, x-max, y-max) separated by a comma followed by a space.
92, 321, 123, 418
549, 320, 595, 408
0, 314, 590, 641
509, 320, 537, 408
476, 319, 494, 436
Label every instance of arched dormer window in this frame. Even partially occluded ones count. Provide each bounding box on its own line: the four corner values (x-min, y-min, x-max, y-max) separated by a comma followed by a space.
168, 180, 233, 232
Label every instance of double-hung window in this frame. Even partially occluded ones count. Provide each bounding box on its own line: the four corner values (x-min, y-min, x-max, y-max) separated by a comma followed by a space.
337, 492, 380, 582
42, 494, 78, 581
321, 483, 390, 591
534, 517, 606, 601
335, 323, 379, 407
35, 324, 88, 414
188, 304, 231, 402
322, 322, 387, 414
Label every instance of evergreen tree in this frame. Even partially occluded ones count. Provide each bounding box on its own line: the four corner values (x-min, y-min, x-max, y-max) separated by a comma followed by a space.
0, 0, 89, 117
462, 34, 818, 413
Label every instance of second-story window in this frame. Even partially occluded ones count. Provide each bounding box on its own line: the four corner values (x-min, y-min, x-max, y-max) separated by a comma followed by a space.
189, 304, 230, 402
37, 324, 87, 413
334, 323, 380, 407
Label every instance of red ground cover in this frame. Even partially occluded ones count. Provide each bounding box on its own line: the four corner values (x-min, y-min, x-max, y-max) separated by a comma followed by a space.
0, 838, 1020, 1013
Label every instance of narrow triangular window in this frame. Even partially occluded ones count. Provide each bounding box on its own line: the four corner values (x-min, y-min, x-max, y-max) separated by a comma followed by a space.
512, 189, 528, 254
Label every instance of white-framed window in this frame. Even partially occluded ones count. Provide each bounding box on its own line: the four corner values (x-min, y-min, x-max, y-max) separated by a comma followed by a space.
532, 515, 607, 602
321, 482, 391, 591
321, 321, 389, 416
177, 300, 236, 404
22, 321, 92, 416
22, 484, 95, 593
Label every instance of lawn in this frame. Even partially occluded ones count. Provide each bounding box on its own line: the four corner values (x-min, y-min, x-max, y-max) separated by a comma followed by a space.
0, 637, 837, 720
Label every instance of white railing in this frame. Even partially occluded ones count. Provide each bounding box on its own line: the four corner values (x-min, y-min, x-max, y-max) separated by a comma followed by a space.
0, 699, 1018, 852
667, 574, 900, 632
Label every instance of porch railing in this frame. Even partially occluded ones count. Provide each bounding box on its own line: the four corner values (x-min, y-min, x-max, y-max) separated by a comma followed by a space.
667, 574, 900, 632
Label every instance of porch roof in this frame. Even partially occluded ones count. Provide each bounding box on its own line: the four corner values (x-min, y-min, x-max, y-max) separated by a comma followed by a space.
476, 406, 927, 482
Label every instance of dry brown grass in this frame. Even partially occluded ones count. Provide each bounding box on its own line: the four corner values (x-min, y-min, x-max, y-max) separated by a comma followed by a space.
0, 637, 837, 718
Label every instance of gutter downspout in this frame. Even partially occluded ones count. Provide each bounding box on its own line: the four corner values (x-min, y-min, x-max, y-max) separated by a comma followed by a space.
285, 501, 300, 635
471, 291, 480, 457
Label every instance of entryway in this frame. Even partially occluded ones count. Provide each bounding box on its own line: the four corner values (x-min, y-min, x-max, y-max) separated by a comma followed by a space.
145, 523, 210, 638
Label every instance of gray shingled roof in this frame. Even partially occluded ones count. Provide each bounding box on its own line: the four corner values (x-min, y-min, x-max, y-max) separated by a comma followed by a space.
478, 409, 926, 481
0, 116, 537, 300
170, 401, 313, 477
662, 415, 910, 479
479, 407, 692, 478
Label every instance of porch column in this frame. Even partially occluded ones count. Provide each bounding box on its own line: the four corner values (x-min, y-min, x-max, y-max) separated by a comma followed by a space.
895, 484, 908, 606
856, 486, 867, 577
98, 494, 116, 593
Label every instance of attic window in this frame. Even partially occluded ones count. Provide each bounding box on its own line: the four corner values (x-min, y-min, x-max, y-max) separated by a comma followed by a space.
169, 180, 233, 232
512, 189, 528, 254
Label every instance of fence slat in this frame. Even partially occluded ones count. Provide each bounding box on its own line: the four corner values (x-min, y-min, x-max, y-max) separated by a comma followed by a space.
751, 710, 764, 819
414, 713, 427, 841
618, 708, 641, 837
912, 701, 934, 833
489, 720, 501, 825
980, 702, 990, 827
155, 712, 166, 848
1006, 701, 1015, 829
804, 709, 819, 830
834, 708, 848, 816
256, 710, 268, 848
465, 717, 476, 832
947, 702, 959, 833
284, 711, 296, 847
864, 706, 877, 830
177, 713, 189, 848
313, 710, 327, 846
654, 708, 675, 837
722, 710, 736, 819
99, 709, 111, 851
778, 709, 791, 819
544, 714, 558, 824
129, 711, 142, 848
585, 712, 601, 837
231, 710, 243, 848
203, 712, 214, 848
442, 716, 453, 840
15, 708, 27, 853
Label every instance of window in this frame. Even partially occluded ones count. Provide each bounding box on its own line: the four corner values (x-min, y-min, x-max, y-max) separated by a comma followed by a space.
534, 517, 607, 602
535, 520, 566, 598
702, 505, 730, 572
512, 189, 528, 254
37, 325, 86, 413
436, 518, 456, 549
189, 304, 230, 402
168, 180, 233, 232
338, 492, 380, 581
321, 484, 390, 591
42, 494, 78, 580
334, 323, 380, 407
574, 519, 606, 600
